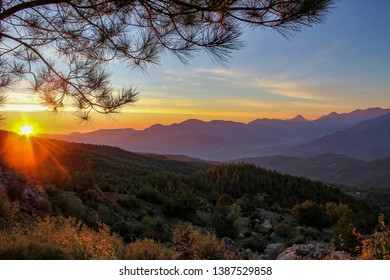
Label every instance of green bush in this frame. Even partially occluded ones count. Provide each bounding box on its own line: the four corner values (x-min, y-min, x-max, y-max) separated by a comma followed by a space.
98, 204, 119, 226
136, 184, 164, 204
118, 194, 140, 209
333, 211, 361, 254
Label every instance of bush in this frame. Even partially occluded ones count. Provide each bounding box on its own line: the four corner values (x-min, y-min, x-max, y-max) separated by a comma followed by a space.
172, 224, 231, 260
209, 206, 239, 239
124, 239, 173, 260
0, 241, 70, 260
0, 216, 124, 259
325, 202, 349, 224
239, 236, 272, 253
136, 184, 164, 204
215, 194, 234, 207
162, 192, 199, 220
292, 200, 330, 229
332, 211, 361, 254
51, 192, 86, 219
357, 214, 390, 260
98, 204, 119, 226
0, 188, 19, 218
118, 194, 140, 209
274, 223, 292, 239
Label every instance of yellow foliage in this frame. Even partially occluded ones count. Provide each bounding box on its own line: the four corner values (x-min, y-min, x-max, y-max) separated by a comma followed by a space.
124, 238, 173, 260
326, 214, 390, 260
0, 216, 123, 260
172, 224, 232, 260
357, 214, 390, 260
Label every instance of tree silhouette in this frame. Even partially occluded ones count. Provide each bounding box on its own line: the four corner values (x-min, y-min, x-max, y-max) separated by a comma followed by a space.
0, 0, 335, 119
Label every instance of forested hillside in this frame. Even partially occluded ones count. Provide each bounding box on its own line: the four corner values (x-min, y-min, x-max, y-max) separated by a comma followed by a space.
0, 131, 388, 260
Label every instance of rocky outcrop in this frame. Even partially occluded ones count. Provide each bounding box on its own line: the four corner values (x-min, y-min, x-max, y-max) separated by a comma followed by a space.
277, 243, 329, 260
0, 166, 50, 214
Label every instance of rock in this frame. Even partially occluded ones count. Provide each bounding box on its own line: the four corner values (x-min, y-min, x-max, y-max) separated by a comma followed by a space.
220, 237, 248, 260
332, 251, 350, 260
261, 218, 272, 229
0, 166, 49, 214
264, 243, 283, 255
277, 243, 329, 260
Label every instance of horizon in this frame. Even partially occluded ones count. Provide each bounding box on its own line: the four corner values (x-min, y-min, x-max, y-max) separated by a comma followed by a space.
38, 106, 390, 135
1, 0, 390, 134
2, 106, 390, 135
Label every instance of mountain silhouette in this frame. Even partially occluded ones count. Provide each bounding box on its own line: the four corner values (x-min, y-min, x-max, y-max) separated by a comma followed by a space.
47, 108, 390, 161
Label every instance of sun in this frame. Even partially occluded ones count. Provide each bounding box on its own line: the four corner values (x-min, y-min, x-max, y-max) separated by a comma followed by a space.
19, 124, 34, 136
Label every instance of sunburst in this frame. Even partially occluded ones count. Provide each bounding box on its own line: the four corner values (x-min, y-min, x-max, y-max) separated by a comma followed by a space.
19, 124, 34, 136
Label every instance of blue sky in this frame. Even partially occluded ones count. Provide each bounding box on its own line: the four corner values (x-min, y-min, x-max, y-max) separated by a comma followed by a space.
2, 0, 390, 133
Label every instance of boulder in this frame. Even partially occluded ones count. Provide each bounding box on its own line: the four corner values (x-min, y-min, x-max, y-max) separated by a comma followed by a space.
277, 243, 328, 260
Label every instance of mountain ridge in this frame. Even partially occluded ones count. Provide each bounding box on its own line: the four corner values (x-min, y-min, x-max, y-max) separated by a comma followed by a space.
45, 107, 390, 161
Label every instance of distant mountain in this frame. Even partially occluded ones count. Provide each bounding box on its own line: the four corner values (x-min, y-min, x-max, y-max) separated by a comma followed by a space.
290, 113, 390, 160
289, 115, 308, 122
249, 107, 390, 141
239, 153, 390, 189
47, 107, 390, 161
49, 119, 296, 161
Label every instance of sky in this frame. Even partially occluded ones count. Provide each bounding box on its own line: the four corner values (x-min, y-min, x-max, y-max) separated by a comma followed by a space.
1, 0, 390, 134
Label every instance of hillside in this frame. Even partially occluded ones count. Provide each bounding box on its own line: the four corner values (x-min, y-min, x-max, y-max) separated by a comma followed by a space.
239, 154, 390, 189
0, 130, 385, 260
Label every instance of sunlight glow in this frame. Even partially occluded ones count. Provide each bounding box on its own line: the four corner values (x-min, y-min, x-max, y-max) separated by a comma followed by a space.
19, 124, 34, 136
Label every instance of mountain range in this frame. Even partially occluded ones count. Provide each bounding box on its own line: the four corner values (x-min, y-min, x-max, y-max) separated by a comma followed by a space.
48, 107, 390, 162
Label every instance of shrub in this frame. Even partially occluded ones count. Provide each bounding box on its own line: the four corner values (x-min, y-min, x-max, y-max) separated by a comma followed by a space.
118, 194, 140, 209
357, 214, 390, 260
0, 241, 70, 260
136, 184, 163, 204
172, 224, 231, 260
325, 202, 349, 224
98, 204, 118, 226
51, 192, 87, 219
162, 192, 199, 220
0, 216, 124, 260
209, 206, 239, 239
124, 239, 173, 260
215, 194, 234, 207
274, 223, 292, 239
292, 200, 330, 229
239, 236, 271, 253
0, 188, 19, 218
332, 211, 361, 254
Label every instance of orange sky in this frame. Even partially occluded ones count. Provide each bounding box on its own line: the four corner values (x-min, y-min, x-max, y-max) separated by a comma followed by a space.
0, 104, 366, 135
